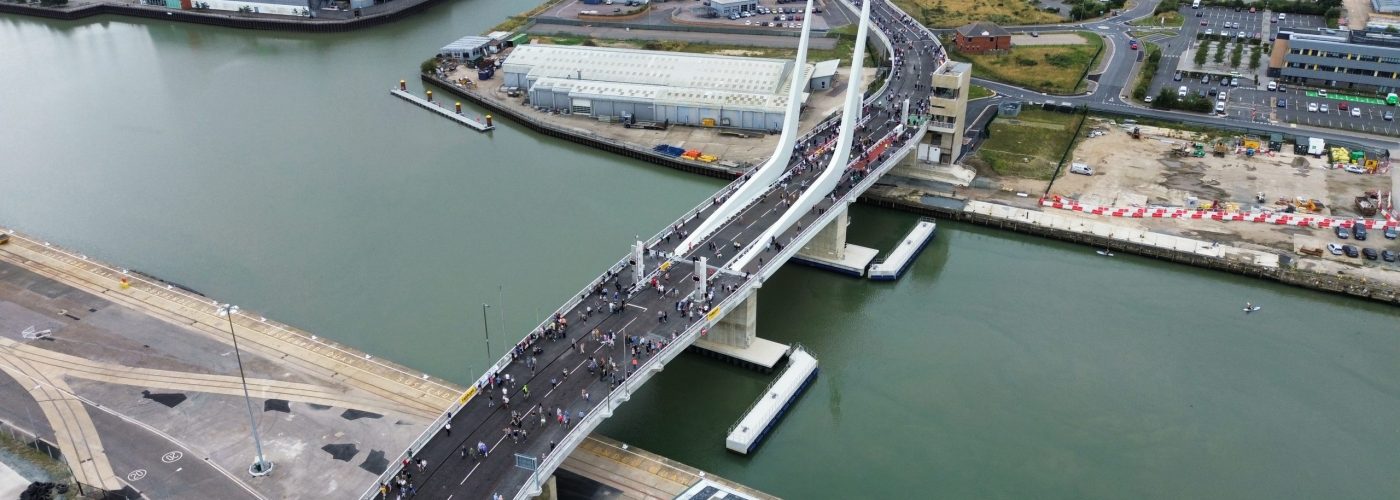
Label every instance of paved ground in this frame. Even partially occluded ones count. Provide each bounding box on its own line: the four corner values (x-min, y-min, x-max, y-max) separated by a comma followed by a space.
0, 460, 24, 500
405, 1, 936, 498
0, 255, 436, 499
526, 24, 839, 49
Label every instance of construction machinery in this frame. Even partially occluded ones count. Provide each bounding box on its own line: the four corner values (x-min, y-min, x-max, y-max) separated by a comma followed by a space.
1357, 191, 1380, 216
1213, 141, 1229, 157
1193, 143, 1206, 157
1131, 127, 1142, 139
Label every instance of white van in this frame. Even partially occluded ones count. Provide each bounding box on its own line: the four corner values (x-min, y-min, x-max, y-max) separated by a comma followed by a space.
1070, 163, 1094, 176
1192, 0, 1201, 8
1178, 85, 1189, 97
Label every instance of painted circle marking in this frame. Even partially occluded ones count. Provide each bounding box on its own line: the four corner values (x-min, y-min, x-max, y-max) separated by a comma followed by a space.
127, 469, 147, 481
162, 451, 183, 463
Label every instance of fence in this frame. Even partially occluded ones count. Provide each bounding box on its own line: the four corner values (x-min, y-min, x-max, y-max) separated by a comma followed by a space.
0, 418, 105, 498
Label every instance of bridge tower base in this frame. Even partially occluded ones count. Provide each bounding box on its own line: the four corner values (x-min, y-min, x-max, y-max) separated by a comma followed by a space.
530, 474, 558, 500
792, 206, 878, 277
690, 291, 789, 373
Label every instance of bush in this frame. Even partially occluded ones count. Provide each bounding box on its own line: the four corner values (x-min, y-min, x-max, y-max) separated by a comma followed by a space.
1249, 47, 1263, 70
1043, 53, 1076, 68
1015, 56, 1039, 66
1155, 0, 1180, 13
420, 58, 438, 74
1195, 41, 1210, 66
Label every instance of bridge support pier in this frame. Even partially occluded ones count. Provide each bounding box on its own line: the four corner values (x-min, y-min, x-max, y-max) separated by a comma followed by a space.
709, 291, 757, 349
792, 206, 878, 277
530, 474, 558, 500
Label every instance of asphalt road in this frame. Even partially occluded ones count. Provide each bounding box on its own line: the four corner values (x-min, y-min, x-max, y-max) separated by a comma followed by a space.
403, 1, 936, 498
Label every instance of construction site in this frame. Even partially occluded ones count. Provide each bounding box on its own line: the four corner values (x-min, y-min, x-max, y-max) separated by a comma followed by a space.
996, 118, 1400, 286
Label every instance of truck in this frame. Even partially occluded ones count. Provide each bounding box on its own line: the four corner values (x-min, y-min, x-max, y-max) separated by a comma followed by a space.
1307, 137, 1326, 157
1192, 0, 1201, 8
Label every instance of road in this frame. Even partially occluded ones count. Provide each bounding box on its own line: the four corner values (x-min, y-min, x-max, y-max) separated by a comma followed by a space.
400, 1, 937, 498
962, 0, 1398, 149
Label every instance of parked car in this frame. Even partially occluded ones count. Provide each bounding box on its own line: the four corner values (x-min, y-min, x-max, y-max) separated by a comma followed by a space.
1209, 88, 1218, 97
1386, 226, 1398, 239
1320, 103, 1329, 113
1179, 86, 1189, 97
1339, 102, 1348, 111
1277, 84, 1287, 92
1215, 102, 1226, 114
1352, 107, 1362, 117
1354, 223, 1368, 240
1318, 89, 1327, 97
1386, 111, 1395, 121
1336, 226, 1349, 239
1144, 95, 1154, 103
1130, 40, 1139, 50
1363, 247, 1379, 260
1278, 98, 1288, 108
1308, 102, 1319, 112
1230, 77, 1239, 86
1174, 72, 1183, 81
1343, 244, 1359, 257
1327, 243, 1344, 255
1385, 250, 1397, 262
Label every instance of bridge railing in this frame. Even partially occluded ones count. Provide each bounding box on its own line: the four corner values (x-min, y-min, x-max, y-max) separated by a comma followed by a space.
725, 343, 803, 436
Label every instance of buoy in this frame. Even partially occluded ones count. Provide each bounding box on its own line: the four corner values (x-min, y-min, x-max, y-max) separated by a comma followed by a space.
120, 277, 130, 290
455, 102, 462, 114
426, 90, 433, 102
485, 114, 493, 127
399, 80, 406, 91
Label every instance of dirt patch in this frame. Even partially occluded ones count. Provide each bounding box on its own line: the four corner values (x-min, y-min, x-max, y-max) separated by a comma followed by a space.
1011, 33, 1086, 46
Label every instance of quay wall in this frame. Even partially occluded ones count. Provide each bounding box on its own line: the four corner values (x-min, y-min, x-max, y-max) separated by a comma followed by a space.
0, 0, 443, 32
859, 195, 1400, 306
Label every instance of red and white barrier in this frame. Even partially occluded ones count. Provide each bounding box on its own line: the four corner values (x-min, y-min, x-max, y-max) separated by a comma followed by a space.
1040, 195, 1400, 229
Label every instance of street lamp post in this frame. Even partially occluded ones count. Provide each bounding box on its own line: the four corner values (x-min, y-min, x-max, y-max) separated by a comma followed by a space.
482, 303, 492, 365
217, 304, 273, 477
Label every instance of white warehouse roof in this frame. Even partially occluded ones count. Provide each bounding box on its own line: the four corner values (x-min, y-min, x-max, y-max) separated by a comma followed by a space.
505, 44, 815, 113
811, 59, 839, 79
441, 35, 493, 54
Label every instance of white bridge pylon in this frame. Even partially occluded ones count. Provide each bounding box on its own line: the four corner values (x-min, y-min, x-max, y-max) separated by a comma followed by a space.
728, 0, 871, 271
673, 0, 817, 255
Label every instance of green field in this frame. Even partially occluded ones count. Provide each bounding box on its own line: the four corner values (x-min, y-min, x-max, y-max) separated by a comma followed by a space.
947, 32, 1104, 95
968, 84, 994, 100
893, 0, 1063, 28
1130, 11, 1183, 27
971, 108, 1085, 180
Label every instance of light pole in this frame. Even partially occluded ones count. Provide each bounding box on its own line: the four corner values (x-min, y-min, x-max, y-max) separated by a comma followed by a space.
217, 304, 273, 476
482, 303, 492, 365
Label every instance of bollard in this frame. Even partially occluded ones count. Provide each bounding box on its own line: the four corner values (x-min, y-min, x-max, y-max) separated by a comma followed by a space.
120, 277, 130, 290
399, 80, 406, 91
485, 114, 493, 127
426, 90, 433, 102
455, 102, 462, 114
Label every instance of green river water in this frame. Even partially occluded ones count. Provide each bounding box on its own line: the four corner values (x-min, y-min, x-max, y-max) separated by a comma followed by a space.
2, 4, 1399, 498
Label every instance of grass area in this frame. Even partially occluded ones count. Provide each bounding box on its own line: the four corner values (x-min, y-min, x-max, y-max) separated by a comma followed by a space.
1129, 10, 1183, 26
946, 32, 1104, 95
1130, 41, 1161, 101
527, 34, 876, 67
892, 0, 1062, 28
968, 84, 994, 100
486, 0, 565, 34
972, 108, 1085, 180
0, 431, 70, 489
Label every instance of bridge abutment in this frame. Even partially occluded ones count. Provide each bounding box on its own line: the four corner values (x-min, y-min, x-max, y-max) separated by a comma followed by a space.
690, 289, 788, 373
709, 290, 758, 349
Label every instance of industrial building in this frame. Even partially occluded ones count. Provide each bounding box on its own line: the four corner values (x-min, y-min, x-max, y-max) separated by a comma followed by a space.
195, 0, 307, 16
809, 60, 839, 90
1268, 28, 1400, 92
710, 0, 759, 17
920, 62, 972, 165
502, 45, 818, 131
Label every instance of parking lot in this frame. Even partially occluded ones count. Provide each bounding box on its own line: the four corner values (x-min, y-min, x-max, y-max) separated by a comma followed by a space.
1137, 5, 1398, 136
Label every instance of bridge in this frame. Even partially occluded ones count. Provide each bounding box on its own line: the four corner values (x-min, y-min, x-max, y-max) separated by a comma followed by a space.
366, 1, 962, 498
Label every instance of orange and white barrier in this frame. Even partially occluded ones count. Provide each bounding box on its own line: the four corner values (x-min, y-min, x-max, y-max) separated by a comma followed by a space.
1040, 195, 1400, 229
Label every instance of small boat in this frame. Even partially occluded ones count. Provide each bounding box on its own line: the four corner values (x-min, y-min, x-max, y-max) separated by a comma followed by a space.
1096, 249, 1114, 257
1243, 305, 1261, 313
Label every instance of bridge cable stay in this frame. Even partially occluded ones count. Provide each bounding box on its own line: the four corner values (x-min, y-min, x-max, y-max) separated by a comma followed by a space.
727, 0, 871, 271
672, 0, 817, 255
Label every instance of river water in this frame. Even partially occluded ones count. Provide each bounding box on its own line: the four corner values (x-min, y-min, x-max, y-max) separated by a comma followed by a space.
3, 4, 1399, 499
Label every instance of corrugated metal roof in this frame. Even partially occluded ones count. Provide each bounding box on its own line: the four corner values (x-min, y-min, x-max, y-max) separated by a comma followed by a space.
504, 44, 795, 95
441, 36, 494, 53
811, 59, 839, 79
1374, 0, 1400, 13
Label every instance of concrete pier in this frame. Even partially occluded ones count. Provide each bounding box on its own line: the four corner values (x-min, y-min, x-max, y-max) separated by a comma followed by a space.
562, 434, 779, 500
791, 206, 879, 277
868, 217, 936, 280
689, 292, 788, 372
390, 88, 494, 132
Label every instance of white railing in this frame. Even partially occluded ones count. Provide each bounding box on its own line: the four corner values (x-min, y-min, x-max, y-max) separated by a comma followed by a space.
511, 126, 925, 500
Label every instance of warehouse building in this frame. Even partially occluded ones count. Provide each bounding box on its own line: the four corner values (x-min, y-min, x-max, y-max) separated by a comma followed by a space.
1269, 28, 1400, 92
710, 0, 758, 17
502, 45, 816, 131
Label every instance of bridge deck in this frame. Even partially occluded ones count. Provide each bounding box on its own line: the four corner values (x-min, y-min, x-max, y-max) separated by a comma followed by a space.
398, 1, 940, 498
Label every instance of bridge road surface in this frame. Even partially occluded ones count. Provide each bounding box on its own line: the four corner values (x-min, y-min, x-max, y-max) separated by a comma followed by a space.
400, 2, 937, 498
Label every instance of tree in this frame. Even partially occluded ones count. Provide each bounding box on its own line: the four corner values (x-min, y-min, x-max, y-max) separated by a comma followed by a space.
1195, 40, 1210, 66
1248, 46, 1263, 70
1213, 41, 1227, 64
1230, 43, 1243, 68
1153, 87, 1178, 109
420, 58, 438, 74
